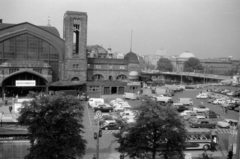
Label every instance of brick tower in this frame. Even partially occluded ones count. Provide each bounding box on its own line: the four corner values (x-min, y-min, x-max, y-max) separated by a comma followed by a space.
63, 11, 87, 81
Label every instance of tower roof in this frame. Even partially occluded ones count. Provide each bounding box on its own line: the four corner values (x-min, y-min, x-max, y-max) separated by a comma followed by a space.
124, 52, 139, 64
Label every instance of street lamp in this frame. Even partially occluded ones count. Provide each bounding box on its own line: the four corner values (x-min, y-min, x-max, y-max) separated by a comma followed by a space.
0, 111, 4, 127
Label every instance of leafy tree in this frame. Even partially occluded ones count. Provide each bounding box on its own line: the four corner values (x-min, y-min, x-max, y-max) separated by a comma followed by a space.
183, 57, 203, 72
157, 58, 173, 72
18, 92, 87, 159
114, 97, 187, 159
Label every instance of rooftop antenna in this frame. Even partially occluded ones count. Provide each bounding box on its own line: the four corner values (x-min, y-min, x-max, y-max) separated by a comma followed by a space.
130, 30, 133, 52
47, 16, 51, 26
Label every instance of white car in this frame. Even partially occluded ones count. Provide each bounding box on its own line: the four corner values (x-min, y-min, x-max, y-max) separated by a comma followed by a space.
114, 104, 124, 111
192, 106, 210, 113
196, 94, 208, 99
213, 98, 226, 105
217, 119, 238, 128
180, 110, 195, 117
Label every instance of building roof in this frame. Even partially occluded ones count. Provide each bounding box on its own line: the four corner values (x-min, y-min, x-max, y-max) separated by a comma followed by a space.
88, 58, 128, 65
87, 45, 108, 54
124, 51, 139, 64
178, 51, 195, 58
87, 81, 127, 86
0, 22, 61, 38
50, 81, 86, 87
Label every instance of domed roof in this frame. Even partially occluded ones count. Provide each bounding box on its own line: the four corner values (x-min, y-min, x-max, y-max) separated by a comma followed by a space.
128, 71, 139, 80
179, 51, 195, 58
124, 52, 139, 64
129, 71, 139, 77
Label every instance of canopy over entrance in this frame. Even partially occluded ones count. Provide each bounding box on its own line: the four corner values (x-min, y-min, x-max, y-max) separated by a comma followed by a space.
50, 81, 86, 87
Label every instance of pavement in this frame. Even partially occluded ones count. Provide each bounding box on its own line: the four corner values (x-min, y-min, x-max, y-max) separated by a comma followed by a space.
0, 95, 231, 159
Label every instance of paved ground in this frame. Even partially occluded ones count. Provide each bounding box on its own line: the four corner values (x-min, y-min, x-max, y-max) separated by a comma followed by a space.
0, 88, 237, 159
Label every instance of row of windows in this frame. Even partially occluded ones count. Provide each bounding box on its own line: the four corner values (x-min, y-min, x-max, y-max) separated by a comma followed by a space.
0, 34, 59, 60
87, 64, 126, 70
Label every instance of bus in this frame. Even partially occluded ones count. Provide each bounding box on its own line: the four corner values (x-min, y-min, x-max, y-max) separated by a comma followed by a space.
185, 128, 218, 150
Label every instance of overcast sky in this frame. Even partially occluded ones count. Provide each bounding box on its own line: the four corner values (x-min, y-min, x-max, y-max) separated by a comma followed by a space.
0, 0, 240, 58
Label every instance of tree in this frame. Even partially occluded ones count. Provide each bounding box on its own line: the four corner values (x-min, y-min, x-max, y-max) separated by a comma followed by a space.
183, 57, 203, 72
157, 58, 173, 72
114, 97, 187, 159
18, 92, 87, 159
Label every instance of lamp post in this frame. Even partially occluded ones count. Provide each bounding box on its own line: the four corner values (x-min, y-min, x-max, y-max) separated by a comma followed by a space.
235, 110, 240, 159
0, 111, 4, 127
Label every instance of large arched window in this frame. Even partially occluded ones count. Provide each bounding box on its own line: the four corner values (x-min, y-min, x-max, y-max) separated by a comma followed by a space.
92, 74, 104, 81
116, 75, 127, 81
0, 34, 59, 81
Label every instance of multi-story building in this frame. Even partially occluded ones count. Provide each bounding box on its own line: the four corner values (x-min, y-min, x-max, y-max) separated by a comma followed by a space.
0, 11, 140, 97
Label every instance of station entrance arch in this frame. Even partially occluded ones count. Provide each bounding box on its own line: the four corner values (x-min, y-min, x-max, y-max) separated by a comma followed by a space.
2, 72, 48, 97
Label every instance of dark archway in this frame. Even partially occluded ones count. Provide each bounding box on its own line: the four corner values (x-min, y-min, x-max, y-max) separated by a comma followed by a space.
92, 74, 104, 81
2, 72, 48, 97
71, 77, 80, 81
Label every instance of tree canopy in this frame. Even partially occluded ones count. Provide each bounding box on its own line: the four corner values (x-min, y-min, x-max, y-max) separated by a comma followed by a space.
183, 57, 203, 72
157, 58, 173, 72
114, 97, 187, 159
18, 92, 87, 159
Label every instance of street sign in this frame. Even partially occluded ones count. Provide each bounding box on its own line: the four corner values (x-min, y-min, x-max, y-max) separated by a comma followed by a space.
95, 111, 102, 119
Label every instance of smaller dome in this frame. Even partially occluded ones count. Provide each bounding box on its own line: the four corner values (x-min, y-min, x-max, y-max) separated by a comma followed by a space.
128, 71, 139, 80
179, 51, 195, 58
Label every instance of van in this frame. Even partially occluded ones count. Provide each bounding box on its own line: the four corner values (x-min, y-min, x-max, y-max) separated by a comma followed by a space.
123, 93, 138, 100
178, 98, 193, 106
155, 96, 173, 104
88, 98, 104, 108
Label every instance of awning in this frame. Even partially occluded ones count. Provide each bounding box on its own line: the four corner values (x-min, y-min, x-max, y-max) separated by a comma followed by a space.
50, 81, 86, 87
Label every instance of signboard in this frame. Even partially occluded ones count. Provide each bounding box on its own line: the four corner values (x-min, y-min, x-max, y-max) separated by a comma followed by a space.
184, 153, 192, 159
95, 111, 102, 119
16, 80, 36, 87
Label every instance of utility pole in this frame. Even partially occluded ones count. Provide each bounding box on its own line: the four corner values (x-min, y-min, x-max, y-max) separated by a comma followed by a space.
235, 110, 240, 159
96, 119, 100, 159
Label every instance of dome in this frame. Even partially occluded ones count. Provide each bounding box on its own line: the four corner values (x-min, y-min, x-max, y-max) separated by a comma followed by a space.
124, 52, 139, 64
179, 51, 195, 58
128, 71, 139, 80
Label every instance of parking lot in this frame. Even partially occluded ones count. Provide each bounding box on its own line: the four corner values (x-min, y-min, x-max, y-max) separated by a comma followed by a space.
82, 85, 240, 159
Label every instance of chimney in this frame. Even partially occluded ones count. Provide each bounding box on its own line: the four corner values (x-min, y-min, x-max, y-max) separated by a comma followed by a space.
0, 19, 2, 23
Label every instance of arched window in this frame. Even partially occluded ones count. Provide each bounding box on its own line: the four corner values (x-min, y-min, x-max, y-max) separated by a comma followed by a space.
0, 33, 59, 81
116, 75, 127, 81
92, 74, 104, 81
71, 77, 79, 81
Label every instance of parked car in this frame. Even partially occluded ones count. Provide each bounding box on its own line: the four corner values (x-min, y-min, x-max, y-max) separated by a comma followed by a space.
189, 119, 216, 129
178, 98, 193, 106
100, 122, 121, 130
192, 106, 210, 113
88, 98, 104, 108
94, 104, 114, 112
123, 93, 138, 100
228, 103, 240, 110
234, 106, 239, 112
204, 110, 220, 118
207, 98, 215, 103
217, 119, 238, 128
196, 94, 208, 99
213, 98, 226, 105
176, 106, 189, 113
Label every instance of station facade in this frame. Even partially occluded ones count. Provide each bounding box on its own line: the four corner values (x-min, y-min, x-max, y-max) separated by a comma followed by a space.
0, 11, 140, 97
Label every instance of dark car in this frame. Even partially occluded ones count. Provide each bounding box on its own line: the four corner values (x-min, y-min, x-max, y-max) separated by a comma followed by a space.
176, 106, 189, 113
100, 122, 121, 130
234, 106, 239, 112
228, 103, 239, 110
93, 104, 114, 112
204, 110, 220, 119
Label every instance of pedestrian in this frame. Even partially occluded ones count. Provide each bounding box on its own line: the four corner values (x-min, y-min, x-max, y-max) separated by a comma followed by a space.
5, 99, 8, 106
210, 142, 215, 152
9, 105, 13, 113
225, 107, 228, 114
227, 149, 233, 159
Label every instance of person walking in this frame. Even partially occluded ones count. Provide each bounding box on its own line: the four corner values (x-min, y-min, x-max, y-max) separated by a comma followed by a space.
9, 105, 13, 113
225, 107, 228, 114
227, 149, 233, 159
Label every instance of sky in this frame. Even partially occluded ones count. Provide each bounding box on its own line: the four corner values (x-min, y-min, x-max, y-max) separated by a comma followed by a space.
0, 0, 240, 59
